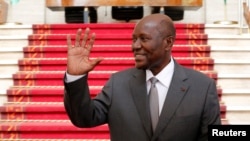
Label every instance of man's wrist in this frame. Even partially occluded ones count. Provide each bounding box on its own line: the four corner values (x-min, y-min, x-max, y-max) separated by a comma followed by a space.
65, 72, 86, 83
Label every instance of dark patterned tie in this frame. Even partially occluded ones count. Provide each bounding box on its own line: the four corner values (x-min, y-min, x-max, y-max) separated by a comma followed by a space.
149, 77, 159, 132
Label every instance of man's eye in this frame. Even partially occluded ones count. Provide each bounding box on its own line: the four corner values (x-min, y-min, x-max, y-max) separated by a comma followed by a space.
140, 37, 148, 41
132, 38, 137, 42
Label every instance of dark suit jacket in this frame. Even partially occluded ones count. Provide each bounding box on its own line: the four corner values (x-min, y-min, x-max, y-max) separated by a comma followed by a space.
64, 61, 221, 141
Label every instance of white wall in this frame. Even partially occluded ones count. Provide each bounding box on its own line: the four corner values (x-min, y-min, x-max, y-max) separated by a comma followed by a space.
3, 0, 242, 24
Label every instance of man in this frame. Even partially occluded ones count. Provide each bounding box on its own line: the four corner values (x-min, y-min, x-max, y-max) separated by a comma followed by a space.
64, 13, 221, 141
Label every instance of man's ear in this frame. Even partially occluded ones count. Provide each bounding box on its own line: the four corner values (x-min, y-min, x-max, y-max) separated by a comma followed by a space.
164, 36, 174, 51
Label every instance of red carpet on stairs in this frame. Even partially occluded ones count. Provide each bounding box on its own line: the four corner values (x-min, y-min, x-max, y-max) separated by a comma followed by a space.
23, 45, 211, 58
17, 57, 215, 71
12, 70, 218, 86
28, 33, 208, 45
0, 23, 227, 140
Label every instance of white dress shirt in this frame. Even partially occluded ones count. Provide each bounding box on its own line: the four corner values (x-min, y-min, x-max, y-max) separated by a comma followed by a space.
65, 72, 85, 83
146, 57, 174, 116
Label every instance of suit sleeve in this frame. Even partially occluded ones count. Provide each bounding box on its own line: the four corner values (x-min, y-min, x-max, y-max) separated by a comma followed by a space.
198, 79, 222, 141
63, 74, 112, 128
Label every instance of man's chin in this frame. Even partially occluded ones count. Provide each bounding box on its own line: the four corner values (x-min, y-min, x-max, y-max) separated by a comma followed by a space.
135, 63, 147, 70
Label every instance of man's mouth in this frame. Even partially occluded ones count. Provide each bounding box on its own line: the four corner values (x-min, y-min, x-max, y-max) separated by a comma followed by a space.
134, 54, 145, 60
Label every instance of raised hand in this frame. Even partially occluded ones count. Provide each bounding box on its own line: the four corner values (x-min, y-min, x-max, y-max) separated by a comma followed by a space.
66, 28, 103, 75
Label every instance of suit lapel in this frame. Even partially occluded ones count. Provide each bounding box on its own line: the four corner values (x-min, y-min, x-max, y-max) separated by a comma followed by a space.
153, 62, 190, 138
129, 69, 152, 138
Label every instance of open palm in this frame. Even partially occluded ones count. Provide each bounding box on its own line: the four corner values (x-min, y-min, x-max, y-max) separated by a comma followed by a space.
66, 28, 103, 75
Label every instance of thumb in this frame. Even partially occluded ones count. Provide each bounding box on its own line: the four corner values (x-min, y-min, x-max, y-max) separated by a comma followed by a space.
90, 57, 104, 66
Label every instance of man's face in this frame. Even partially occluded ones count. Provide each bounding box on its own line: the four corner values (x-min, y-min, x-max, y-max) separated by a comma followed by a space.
132, 21, 168, 71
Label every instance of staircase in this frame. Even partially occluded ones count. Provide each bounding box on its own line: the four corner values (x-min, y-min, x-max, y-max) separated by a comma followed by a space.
0, 24, 32, 106
0, 23, 233, 140
206, 24, 250, 125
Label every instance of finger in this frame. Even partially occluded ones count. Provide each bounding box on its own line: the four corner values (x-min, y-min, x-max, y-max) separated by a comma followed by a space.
87, 32, 96, 51
75, 28, 82, 47
81, 28, 90, 47
67, 34, 72, 49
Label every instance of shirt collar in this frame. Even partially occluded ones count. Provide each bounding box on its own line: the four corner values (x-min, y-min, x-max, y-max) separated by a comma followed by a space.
146, 57, 174, 87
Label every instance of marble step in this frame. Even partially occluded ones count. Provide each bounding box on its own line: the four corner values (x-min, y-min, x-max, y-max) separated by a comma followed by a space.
0, 24, 32, 36
214, 59, 250, 74
211, 46, 250, 60
217, 73, 250, 89
0, 89, 7, 106
226, 106, 250, 124
0, 59, 19, 75
0, 47, 23, 59
205, 24, 241, 35
208, 34, 250, 46
222, 89, 250, 106
0, 35, 28, 48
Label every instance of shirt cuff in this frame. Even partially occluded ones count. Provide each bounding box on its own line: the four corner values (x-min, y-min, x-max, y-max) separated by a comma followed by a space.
65, 72, 86, 83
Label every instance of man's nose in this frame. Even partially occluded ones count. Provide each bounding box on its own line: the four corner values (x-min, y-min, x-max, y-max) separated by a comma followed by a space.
132, 39, 141, 49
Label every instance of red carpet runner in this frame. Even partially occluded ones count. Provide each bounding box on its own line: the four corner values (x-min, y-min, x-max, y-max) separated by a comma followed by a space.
0, 23, 227, 140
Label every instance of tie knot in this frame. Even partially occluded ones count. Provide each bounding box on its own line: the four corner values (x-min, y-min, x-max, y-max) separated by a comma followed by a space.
150, 77, 158, 85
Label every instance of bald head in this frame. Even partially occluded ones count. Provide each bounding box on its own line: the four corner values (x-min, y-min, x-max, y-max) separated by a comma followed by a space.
136, 14, 176, 39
